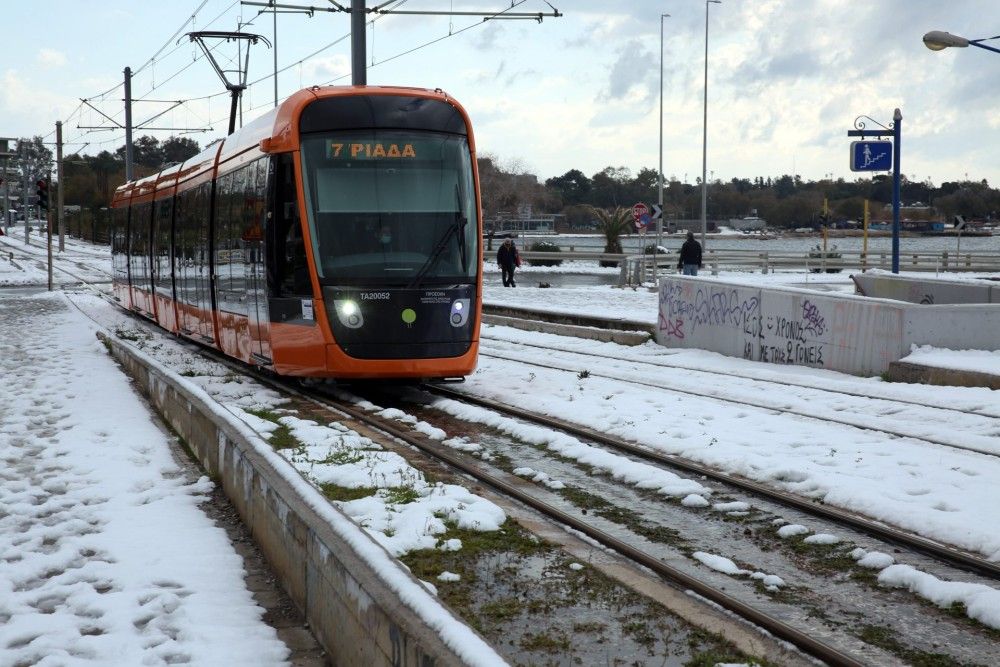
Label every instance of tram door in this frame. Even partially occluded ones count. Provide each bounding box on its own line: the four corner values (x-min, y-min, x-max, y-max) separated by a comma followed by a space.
243, 158, 271, 363
175, 182, 215, 343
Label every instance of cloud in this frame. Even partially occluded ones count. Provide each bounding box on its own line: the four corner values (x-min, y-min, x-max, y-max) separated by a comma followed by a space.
37, 49, 67, 68
301, 56, 350, 84
602, 39, 656, 104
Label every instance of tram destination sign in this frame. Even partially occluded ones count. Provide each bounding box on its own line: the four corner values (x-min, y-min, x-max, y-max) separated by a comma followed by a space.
850, 140, 892, 172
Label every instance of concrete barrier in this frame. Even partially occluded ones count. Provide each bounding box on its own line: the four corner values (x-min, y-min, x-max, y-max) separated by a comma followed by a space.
98, 333, 502, 667
852, 272, 999, 304
656, 276, 1000, 376
483, 303, 655, 335
887, 361, 1000, 390
482, 314, 650, 345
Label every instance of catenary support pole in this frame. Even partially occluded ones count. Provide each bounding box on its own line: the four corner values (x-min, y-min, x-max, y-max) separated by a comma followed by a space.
273, 0, 279, 107
47, 168, 53, 291
656, 13, 668, 284
56, 121, 64, 252
351, 0, 366, 85
891, 108, 902, 273
124, 67, 134, 182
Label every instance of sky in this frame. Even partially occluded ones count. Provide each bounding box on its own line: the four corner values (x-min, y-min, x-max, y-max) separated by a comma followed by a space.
2, 0, 1000, 186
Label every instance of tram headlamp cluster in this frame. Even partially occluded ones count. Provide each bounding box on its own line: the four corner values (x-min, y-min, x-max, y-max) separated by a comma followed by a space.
449, 299, 470, 327
334, 299, 364, 329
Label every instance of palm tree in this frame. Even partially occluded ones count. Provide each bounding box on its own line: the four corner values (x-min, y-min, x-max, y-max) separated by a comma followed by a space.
589, 206, 631, 267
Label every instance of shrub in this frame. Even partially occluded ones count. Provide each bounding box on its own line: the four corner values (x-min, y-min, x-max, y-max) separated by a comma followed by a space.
808, 244, 843, 273
527, 241, 563, 267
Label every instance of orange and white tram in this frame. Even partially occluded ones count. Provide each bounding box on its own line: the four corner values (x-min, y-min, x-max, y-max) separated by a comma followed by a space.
111, 86, 482, 379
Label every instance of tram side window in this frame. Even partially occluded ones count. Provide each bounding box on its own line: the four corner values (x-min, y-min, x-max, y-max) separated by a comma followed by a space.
268, 153, 310, 297
111, 206, 128, 281
130, 202, 152, 287
153, 198, 172, 295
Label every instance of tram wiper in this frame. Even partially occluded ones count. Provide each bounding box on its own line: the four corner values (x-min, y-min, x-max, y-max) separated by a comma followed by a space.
406, 211, 468, 289
407, 185, 468, 289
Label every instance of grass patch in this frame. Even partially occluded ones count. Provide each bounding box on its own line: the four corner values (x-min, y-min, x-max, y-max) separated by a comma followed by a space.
558, 486, 686, 547
684, 628, 763, 667
520, 629, 570, 653
857, 624, 962, 667
319, 483, 375, 502
243, 408, 299, 450
383, 485, 422, 505
480, 597, 522, 623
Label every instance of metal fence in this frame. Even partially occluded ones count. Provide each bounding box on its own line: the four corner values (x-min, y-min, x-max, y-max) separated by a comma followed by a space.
512, 249, 1000, 288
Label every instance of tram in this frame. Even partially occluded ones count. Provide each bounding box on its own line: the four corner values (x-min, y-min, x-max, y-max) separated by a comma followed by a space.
111, 86, 482, 379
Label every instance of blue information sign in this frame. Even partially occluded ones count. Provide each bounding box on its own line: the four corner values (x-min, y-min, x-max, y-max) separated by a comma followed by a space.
850, 140, 892, 171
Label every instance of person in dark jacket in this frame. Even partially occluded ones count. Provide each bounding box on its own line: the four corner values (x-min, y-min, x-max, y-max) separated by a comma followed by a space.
497, 239, 519, 287
677, 231, 703, 276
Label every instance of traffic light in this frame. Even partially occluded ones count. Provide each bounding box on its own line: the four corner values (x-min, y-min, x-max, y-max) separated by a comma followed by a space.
36, 179, 48, 211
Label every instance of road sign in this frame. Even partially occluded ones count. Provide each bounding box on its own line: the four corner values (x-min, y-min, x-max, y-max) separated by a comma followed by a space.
651, 204, 662, 220
631, 202, 648, 222
850, 141, 892, 172
954, 215, 966, 231
636, 212, 651, 232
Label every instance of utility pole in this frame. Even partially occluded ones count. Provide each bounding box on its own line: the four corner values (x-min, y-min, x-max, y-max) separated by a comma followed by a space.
0, 137, 13, 230
124, 67, 134, 181
56, 121, 64, 252
47, 167, 53, 291
351, 0, 366, 85
21, 141, 28, 244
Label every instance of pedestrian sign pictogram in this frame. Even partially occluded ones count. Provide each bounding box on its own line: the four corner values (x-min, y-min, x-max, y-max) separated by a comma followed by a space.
850, 141, 892, 172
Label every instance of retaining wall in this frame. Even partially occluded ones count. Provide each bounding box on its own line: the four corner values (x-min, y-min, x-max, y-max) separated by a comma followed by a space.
99, 333, 500, 667
656, 276, 1000, 375
852, 272, 999, 304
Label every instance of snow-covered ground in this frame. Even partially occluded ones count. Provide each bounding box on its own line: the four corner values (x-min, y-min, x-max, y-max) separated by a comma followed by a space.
3, 234, 1000, 649
903, 345, 1000, 375
0, 288, 290, 665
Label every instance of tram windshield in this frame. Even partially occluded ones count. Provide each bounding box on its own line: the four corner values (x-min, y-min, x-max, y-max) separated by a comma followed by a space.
300, 130, 478, 287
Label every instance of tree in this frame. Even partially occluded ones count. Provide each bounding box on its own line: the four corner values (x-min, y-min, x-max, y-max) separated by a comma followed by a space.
115, 135, 163, 169
588, 206, 630, 267
545, 169, 592, 206
17, 136, 53, 184
590, 166, 632, 208
161, 136, 201, 165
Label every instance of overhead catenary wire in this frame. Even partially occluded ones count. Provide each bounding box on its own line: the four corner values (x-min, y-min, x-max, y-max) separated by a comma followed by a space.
65, 0, 546, 149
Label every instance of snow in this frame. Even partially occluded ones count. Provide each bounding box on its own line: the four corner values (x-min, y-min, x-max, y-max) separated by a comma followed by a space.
7, 234, 1000, 651
778, 525, 809, 539
878, 565, 1000, 629
0, 239, 511, 666
852, 549, 896, 570
903, 345, 1000, 376
691, 552, 785, 590
803, 533, 841, 545
0, 290, 289, 665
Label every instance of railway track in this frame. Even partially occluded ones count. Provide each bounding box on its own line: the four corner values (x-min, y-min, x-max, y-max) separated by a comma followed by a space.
481, 332, 1000, 459
25, 241, 1000, 664
422, 383, 1000, 581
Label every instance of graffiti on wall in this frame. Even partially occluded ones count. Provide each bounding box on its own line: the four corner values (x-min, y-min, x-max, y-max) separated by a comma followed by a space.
658, 281, 830, 368
658, 282, 760, 339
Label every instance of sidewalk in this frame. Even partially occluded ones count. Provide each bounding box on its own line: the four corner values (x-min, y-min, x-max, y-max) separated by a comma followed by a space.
0, 287, 292, 665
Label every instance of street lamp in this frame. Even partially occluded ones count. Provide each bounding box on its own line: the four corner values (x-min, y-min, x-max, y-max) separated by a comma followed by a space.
656, 12, 670, 277
923, 30, 1000, 54
701, 0, 721, 250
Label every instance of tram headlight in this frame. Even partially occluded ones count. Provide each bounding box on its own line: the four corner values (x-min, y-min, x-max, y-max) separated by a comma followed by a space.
334, 299, 364, 329
449, 298, 470, 327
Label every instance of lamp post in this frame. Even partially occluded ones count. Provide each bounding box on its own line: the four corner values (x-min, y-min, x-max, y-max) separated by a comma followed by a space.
923, 30, 1000, 54
656, 12, 670, 279
701, 0, 721, 250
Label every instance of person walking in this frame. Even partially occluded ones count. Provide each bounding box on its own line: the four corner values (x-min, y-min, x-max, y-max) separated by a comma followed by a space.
497, 238, 519, 287
678, 231, 703, 276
